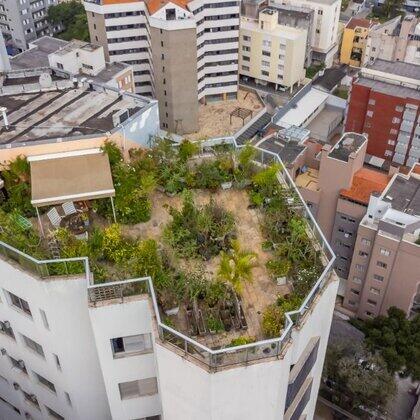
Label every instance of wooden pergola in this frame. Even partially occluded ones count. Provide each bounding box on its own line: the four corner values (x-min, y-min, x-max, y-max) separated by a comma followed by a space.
230, 107, 253, 126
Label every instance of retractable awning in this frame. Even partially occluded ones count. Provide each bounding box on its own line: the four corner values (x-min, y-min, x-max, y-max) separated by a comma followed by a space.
29, 148, 114, 207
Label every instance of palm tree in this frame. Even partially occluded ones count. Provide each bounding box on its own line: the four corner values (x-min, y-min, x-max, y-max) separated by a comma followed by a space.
217, 240, 257, 294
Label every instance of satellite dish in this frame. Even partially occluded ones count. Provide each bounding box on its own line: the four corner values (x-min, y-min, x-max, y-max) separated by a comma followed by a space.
39, 73, 52, 88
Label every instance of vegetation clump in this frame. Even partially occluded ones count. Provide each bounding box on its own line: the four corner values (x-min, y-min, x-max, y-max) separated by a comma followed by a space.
164, 191, 235, 260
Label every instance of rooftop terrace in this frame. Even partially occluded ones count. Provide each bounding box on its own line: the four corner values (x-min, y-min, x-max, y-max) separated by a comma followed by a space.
0, 139, 334, 369
382, 173, 420, 215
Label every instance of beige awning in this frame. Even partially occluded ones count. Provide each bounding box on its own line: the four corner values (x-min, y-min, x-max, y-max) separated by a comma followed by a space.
29, 148, 115, 207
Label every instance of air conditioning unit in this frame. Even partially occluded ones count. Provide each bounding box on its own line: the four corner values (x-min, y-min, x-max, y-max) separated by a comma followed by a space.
17, 360, 25, 370
13, 382, 20, 390
0, 348, 6, 355
29, 394, 37, 403
3, 321, 10, 329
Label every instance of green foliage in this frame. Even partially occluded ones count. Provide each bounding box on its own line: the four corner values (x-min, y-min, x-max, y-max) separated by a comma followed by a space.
351, 307, 420, 380
322, 341, 396, 414
48, 1, 89, 42
98, 142, 155, 224
0, 156, 35, 217
266, 257, 291, 278
205, 280, 229, 307
206, 314, 224, 333
164, 191, 236, 259
305, 63, 325, 79
252, 163, 281, 198
178, 140, 199, 162
217, 239, 257, 294
228, 336, 255, 347
262, 304, 285, 338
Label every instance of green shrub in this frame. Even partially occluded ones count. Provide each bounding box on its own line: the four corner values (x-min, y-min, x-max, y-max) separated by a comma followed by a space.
207, 314, 224, 333
262, 304, 285, 338
228, 336, 255, 347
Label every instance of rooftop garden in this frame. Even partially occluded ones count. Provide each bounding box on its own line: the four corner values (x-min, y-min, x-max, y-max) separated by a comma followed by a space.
0, 139, 325, 347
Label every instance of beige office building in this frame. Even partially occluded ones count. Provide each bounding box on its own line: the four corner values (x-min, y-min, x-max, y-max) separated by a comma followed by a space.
239, 8, 307, 91
343, 164, 420, 319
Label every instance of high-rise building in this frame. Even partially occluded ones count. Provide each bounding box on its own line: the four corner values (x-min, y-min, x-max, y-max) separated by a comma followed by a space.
83, 0, 240, 134
343, 163, 420, 319
345, 60, 420, 166
0, 0, 61, 52
239, 6, 307, 92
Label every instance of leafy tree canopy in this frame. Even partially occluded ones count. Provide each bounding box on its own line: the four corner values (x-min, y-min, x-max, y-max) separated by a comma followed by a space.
322, 341, 396, 416
48, 1, 89, 42
351, 307, 420, 380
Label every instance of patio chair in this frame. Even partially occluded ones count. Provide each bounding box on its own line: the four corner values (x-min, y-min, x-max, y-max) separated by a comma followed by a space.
47, 207, 62, 228
62, 201, 77, 216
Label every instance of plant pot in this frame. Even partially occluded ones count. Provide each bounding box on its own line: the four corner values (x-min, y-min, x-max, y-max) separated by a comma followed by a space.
221, 181, 233, 190
164, 306, 179, 316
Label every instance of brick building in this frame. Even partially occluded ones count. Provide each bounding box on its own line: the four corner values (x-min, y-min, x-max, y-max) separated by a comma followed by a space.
345, 59, 420, 167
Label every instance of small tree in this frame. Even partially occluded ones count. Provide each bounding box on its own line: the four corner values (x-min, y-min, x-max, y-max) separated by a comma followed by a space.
218, 240, 257, 294
323, 341, 396, 415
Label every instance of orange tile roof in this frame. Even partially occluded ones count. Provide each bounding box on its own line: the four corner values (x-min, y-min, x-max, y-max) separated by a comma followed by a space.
145, 0, 190, 14
412, 163, 420, 175
340, 168, 390, 205
102, 0, 140, 4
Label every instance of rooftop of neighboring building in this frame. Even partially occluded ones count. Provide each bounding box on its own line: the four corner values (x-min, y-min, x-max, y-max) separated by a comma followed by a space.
328, 132, 366, 162
382, 172, 420, 215
240, 14, 307, 38
345, 17, 377, 29
9, 36, 132, 83
0, 78, 149, 145
367, 59, 420, 80
295, 168, 320, 191
340, 167, 390, 205
355, 76, 420, 100
312, 66, 347, 92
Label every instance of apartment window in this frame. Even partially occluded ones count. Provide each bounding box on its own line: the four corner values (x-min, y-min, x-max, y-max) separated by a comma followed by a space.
367, 299, 377, 306
22, 334, 44, 358
390, 128, 398, 135
56, 62, 63, 70
53, 354, 61, 370
316, 29, 320, 34
366, 110, 373, 118
370, 287, 380, 295
111, 333, 153, 358
0, 320, 15, 339
348, 300, 356, 306
160, 40, 163, 47
373, 274, 384, 282
242, 55, 250, 62
384, 150, 393, 157
355, 264, 364, 271
358, 251, 368, 258
65, 392, 72, 406
377, 261, 387, 268
261, 70, 269, 76
380, 248, 390, 256
241, 65, 250, 71
392, 117, 401, 124
243, 35, 250, 41
7, 292, 31, 316
361, 238, 371, 246
262, 50, 270, 56
318, 9, 323, 14
39, 309, 50, 330
365, 311, 374, 317
350, 288, 360, 295
34, 372, 55, 393
118, 377, 158, 400
22, 390, 39, 409
261, 60, 270, 67
242, 46, 250, 52
45, 406, 64, 420
388, 140, 395, 146
161, 53, 164, 60
368, 99, 376, 105
353, 277, 362, 284
262, 39, 271, 47
395, 105, 404, 112
9, 356, 27, 374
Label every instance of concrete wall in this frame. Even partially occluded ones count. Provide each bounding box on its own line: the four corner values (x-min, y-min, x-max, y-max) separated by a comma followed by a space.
150, 25, 199, 134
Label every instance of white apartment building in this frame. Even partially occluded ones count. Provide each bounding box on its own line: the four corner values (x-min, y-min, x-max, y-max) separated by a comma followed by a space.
239, 8, 307, 91
83, 0, 239, 134
0, 0, 61, 52
0, 147, 339, 420
271, 0, 341, 67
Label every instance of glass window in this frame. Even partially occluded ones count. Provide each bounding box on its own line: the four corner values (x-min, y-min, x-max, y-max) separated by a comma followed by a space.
118, 377, 158, 400
380, 248, 390, 256
34, 372, 55, 393
111, 334, 153, 358
22, 335, 44, 358
373, 274, 384, 282
8, 292, 31, 316
377, 261, 387, 268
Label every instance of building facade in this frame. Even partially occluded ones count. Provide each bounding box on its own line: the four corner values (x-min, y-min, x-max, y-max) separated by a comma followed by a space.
343, 165, 420, 319
0, 0, 61, 52
239, 7, 307, 91
345, 60, 420, 166
83, 0, 240, 134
